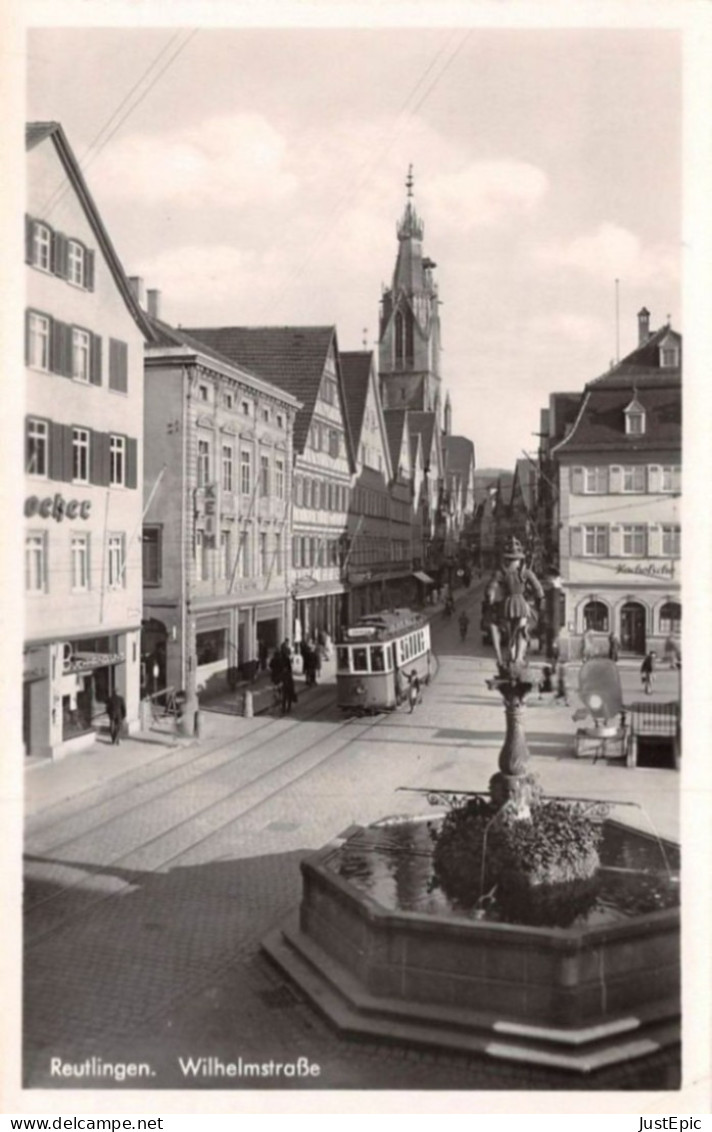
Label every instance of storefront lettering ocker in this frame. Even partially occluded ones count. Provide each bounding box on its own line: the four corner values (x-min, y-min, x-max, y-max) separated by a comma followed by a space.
25, 494, 92, 521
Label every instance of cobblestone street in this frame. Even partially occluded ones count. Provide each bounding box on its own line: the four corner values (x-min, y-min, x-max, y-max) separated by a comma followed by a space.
23, 589, 681, 1093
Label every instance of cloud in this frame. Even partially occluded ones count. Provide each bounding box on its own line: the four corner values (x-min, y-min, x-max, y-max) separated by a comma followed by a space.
426, 161, 549, 229
93, 114, 298, 208
540, 222, 680, 287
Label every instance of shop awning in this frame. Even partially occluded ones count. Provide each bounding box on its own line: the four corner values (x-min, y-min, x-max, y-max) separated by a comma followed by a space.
293, 579, 346, 599
413, 571, 435, 585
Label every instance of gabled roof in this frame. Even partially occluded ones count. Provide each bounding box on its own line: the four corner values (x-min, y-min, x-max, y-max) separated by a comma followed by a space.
26, 121, 154, 340
339, 351, 371, 450
408, 411, 439, 470
554, 323, 682, 456
145, 315, 301, 407
184, 325, 353, 461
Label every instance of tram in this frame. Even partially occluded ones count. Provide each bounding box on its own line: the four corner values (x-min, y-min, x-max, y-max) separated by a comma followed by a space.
336, 608, 432, 713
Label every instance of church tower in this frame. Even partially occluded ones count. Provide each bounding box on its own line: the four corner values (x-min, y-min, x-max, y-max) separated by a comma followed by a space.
378, 167, 442, 422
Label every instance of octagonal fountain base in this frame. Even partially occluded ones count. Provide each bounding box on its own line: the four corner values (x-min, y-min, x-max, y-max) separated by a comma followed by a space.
262, 815, 680, 1083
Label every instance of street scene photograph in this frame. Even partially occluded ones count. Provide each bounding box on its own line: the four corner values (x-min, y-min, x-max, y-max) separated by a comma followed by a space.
11, 14, 705, 1107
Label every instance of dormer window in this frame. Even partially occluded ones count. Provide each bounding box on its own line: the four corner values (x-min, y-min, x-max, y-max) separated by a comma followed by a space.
659, 332, 680, 369
624, 397, 646, 436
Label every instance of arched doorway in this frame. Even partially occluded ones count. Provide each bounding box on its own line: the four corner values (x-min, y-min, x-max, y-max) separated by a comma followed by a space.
140, 618, 168, 698
620, 601, 646, 655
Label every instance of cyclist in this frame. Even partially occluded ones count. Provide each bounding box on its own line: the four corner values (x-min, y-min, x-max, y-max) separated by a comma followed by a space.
407, 670, 421, 713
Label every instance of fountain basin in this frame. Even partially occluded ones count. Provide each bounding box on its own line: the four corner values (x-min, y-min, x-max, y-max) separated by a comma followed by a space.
263, 816, 680, 1080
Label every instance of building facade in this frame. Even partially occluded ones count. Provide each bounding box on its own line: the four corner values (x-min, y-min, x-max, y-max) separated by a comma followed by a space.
141, 313, 300, 703
184, 325, 355, 644
24, 122, 151, 758
552, 311, 682, 658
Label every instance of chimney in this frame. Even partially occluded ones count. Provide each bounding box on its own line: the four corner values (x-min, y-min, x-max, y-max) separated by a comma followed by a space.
637, 306, 651, 346
128, 276, 146, 308
147, 289, 161, 319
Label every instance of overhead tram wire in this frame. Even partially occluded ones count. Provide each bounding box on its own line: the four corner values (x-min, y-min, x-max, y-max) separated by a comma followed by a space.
256, 28, 472, 320
43, 29, 199, 221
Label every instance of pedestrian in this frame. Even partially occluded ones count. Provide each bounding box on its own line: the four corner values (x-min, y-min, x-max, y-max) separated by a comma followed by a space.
641, 651, 656, 695
302, 643, 316, 687
280, 639, 293, 670
538, 665, 554, 700
106, 689, 126, 745
608, 631, 620, 663
582, 628, 595, 662
407, 669, 421, 713
281, 667, 297, 714
553, 662, 569, 706
458, 611, 470, 641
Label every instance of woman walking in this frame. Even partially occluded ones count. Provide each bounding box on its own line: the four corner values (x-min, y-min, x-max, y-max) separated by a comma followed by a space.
641, 651, 657, 695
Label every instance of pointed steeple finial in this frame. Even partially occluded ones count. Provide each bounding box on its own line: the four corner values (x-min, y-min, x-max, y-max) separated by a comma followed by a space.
397, 166, 424, 242
406, 164, 414, 199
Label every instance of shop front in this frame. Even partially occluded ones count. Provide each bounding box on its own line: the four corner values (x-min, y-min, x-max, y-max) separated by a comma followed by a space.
292, 578, 347, 645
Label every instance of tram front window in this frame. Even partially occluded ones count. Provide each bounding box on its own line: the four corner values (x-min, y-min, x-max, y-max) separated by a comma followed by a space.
371, 646, 385, 672
352, 647, 369, 672
336, 646, 350, 672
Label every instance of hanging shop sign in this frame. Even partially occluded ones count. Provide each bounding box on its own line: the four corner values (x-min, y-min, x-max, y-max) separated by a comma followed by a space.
25, 494, 91, 522
63, 650, 125, 674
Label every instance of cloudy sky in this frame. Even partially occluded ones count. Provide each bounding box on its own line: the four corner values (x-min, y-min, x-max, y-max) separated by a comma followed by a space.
27, 24, 681, 468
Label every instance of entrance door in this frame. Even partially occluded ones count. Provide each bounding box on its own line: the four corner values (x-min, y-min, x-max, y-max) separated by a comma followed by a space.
620, 602, 646, 654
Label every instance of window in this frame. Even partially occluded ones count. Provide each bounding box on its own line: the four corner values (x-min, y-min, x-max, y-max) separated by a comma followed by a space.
67, 241, 85, 287
72, 328, 91, 382
626, 410, 645, 435
196, 629, 227, 666
31, 223, 51, 271
25, 534, 46, 593
275, 532, 282, 575
584, 467, 608, 494
659, 601, 681, 635
260, 454, 270, 496
72, 428, 90, 483
293, 536, 301, 569
28, 313, 50, 370
241, 400, 251, 417
224, 392, 234, 410
303, 478, 312, 508
26, 418, 48, 476
622, 524, 647, 556
142, 526, 162, 586
198, 384, 209, 402
108, 338, 128, 393
328, 429, 341, 458
259, 532, 268, 575
107, 534, 125, 589
583, 525, 608, 556
352, 647, 369, 672
371, 646, 385, 672
276, 414, 284, 429
239, 530, 251, 577
110, 435, 125, 486
71, 533, 90, 591
195, 529, 208, 582
661, 466, 681, 492
240, 450, 251, 495
660, 346, 679, 368
222, 445, 234, 492
219, 530, 231, 580
622, 466, 646, 493
275, 458, 284, 499
262, 407, 270, 422
197, 439, 210, 487
321, 377, 337, 406
662, 525, 681, 557
582, 600, 609, 632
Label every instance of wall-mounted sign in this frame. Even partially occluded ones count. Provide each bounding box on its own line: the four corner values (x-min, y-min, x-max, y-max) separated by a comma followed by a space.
25, 494, 91, 522
63, 651, 125, 674
615, 562, 675, 580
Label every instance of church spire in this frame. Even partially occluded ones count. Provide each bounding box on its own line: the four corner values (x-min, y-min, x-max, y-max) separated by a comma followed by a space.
397, 164, 424, 242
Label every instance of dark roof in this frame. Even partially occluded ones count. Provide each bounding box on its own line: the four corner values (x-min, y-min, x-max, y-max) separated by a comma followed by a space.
184, 325, 347, 457
26, 121, 154, 340
555, 323, 682, 455
408, 411, 437, 468
383, 409, 408, 475
339, 351, 372, 451
145, 315, 300, 405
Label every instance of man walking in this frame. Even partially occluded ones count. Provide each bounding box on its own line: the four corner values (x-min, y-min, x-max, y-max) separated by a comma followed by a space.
106, 689, 126, 745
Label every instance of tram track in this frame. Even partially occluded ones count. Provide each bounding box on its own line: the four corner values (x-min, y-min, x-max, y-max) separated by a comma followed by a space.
23, 703, 387, 947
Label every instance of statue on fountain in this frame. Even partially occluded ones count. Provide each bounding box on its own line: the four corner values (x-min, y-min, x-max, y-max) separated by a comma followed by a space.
486, 536, 544, 677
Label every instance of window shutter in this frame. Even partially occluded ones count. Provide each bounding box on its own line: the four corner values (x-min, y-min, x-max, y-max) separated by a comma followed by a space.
48, 422, 65, 481
50, 318, 71, 377
84, 249, 95, 291
24, 309, 31, 364
609, 465, 623, 493
90, 431, 109, 487
90, 334, 102, 386
601, 466, 610, 493
109, 338, 128, 392
63, 424, 74, 482
672, 466, 682, 493
648, 465, 662, 493
569, 526, 583, 557
25, 216, 34, 264
569, 466, 584, 494
52, 231, 68, 278
609, 524, 623, 557
648, 524, 662, 557
126, 437, 138, 489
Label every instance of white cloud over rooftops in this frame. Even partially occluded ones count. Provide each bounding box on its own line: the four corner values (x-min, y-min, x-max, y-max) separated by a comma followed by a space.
539, 222, 679, 287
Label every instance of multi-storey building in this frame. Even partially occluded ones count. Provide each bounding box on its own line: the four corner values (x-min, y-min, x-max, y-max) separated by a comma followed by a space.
141, 309, 300, 703
551, 310, 681, 658
23, 122, 152, 758
340, 351, 417, 617
185, 325, 355, 642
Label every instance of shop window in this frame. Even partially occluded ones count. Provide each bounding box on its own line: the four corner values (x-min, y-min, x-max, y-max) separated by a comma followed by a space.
659, 602, 681, 635
142, 526, 162, 586
196, 629, 227, 666
583, 600, 609, 632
